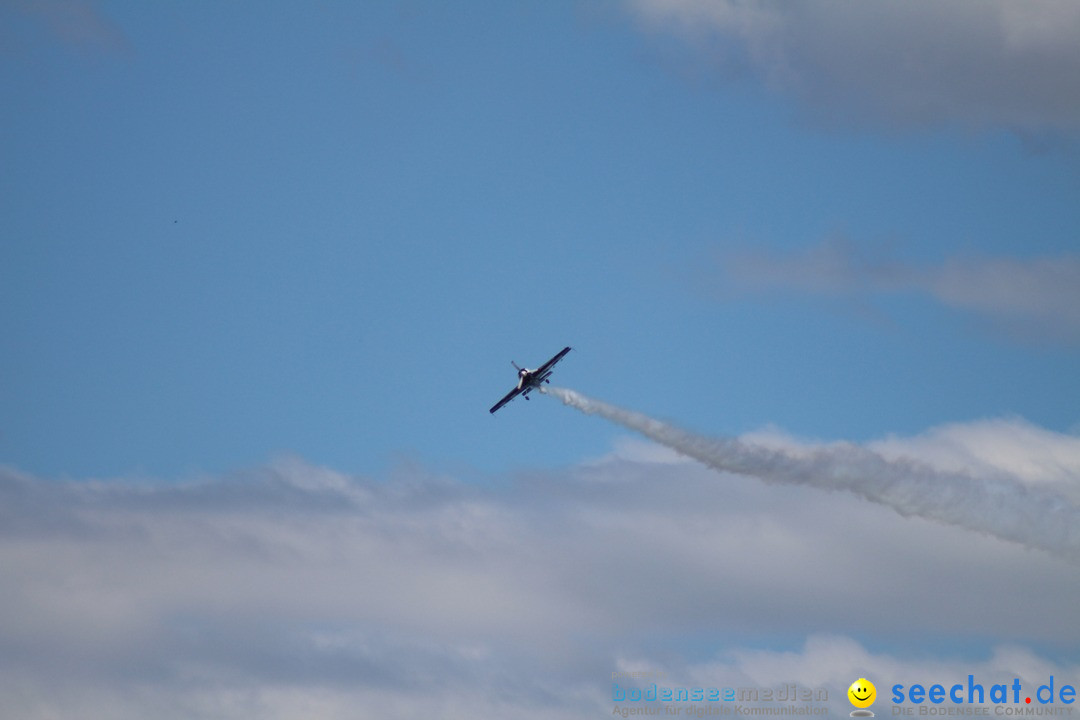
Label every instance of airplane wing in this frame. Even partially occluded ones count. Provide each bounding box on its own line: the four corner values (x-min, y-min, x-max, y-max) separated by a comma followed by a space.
532, 346, 571, 379
489, 386, 522, 414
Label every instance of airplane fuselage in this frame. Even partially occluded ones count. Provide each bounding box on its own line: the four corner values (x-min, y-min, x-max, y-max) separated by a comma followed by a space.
516, 368, 553, 393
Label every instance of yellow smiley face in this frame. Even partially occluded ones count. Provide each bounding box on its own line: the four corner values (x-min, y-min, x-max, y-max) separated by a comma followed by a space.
848, 678, 876, 708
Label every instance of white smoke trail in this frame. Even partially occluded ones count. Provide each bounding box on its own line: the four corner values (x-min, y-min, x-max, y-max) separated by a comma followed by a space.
544, 386, 1080, 562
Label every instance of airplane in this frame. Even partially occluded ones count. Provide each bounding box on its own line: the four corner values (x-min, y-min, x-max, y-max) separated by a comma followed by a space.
489, 346, 571, 414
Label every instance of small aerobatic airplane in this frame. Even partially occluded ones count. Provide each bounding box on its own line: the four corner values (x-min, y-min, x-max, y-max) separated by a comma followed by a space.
489, 346, 571, 414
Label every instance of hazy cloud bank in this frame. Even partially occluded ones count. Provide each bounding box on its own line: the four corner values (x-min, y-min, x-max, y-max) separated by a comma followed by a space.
6, 0, 131, 56
717, 241, 1080, 343
629, 0, 1080, 136
2, 413, 1078, 718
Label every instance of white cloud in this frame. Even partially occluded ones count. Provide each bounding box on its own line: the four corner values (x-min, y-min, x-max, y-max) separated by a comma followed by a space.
628, 0, 1080, 136
718, 240, 1080, 343
928, 255, 1080, 340
1, 417, 1078, 718
871, 417, 1080, 494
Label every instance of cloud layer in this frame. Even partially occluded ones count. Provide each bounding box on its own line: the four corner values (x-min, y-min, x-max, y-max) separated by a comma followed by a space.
629, 0, 1080, 135
2, 412, 1079, 718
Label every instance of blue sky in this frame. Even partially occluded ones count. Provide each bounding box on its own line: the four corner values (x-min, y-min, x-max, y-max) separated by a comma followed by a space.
4, 0, 1077, 479
2, 2, 1080, 718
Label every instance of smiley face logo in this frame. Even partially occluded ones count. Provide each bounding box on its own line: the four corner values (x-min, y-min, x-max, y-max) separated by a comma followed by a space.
848, 678, 876, 709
